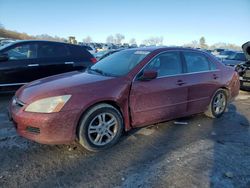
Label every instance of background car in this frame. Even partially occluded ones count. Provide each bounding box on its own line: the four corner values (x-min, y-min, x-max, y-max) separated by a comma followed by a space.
94, 50, 107, 60
212, 48, 225, 56
0, 38, 16, 47
80, 45, 97, 54
129, 44, 138, 48
0, 40, 97, 92
222, 51, 247, 66
235, 41, 250, 90
98, 49, 124, 61
10, 47, 239, 152
215, 50, 236, 60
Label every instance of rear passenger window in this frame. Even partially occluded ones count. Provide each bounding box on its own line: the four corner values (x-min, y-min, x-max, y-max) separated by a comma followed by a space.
38, 43, 70, 58
210, 61, 217, 70
144, 51, 182, 77
183, 52, 210, 73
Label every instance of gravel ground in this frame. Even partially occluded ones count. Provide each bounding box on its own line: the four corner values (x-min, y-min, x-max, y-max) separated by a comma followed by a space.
0, 91, 250, 188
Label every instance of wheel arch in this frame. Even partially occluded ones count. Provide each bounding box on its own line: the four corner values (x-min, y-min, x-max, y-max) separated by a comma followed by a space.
75, 100, 126, 139
219, 86, 230, 98
205, 87, 229, 118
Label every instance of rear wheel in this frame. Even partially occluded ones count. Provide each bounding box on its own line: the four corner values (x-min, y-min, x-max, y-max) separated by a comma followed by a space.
78, 104, 123, 152
205, 89, 227, 118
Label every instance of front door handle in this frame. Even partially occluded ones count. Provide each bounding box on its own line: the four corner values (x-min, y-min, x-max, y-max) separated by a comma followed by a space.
213, 74, 219, 79
28, 64, 39, 67
65, 62, 74, 65
176, 80, 186, 86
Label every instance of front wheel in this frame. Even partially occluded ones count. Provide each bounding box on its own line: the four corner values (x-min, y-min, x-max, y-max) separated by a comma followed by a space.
78, 104, 123, 152
205, 89, 228, 118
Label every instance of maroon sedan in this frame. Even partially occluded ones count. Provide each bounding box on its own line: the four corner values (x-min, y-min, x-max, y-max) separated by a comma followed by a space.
9, 47, 240, 151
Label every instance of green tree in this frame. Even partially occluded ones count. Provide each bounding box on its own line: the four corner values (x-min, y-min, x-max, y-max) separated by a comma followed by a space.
199, 37, 208, 49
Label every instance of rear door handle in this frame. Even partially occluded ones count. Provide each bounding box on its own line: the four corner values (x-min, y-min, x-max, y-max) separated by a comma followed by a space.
28, 64, 39, 67
213, 74, 219, 79
65, 61, 74, 65
176, 80, 186, 86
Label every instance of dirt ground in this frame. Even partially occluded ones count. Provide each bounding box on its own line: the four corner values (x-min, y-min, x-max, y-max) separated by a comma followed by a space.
0, 91, 250, 188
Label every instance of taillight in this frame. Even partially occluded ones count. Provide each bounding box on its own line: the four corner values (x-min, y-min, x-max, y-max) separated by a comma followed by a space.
90, 58, 97, 63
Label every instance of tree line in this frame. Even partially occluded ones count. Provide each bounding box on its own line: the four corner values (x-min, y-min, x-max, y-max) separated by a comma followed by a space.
0, 25, 66, 42
83, 34, 164, 46
0, 25, 241, 50
183, 37, 242, 51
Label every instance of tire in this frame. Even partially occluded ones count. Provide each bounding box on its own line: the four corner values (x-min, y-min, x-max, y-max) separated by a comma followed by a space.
205, 89, 228, 118
78, 103, 123, 152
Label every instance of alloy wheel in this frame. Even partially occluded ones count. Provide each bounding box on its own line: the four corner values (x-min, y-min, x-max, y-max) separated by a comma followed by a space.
87, 113, 118, 146
213, 92, 226, 115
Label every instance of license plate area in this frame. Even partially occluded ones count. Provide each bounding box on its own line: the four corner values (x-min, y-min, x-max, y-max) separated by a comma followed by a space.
243, 82, 250, 87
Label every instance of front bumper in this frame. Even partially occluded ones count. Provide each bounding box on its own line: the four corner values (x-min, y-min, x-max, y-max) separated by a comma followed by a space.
9, 98, 80, 145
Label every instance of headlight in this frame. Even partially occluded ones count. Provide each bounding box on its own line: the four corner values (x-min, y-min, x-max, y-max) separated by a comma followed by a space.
25, 95, 71, 113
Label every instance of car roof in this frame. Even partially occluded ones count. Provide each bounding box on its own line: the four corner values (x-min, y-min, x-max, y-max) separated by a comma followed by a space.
123, 46, 209, 54
8, 40, 77, 47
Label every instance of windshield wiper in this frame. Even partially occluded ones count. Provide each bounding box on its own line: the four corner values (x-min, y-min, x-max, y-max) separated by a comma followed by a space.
88, 67, 119, 77
89, 68, 105, 75
88, 68, 114, 77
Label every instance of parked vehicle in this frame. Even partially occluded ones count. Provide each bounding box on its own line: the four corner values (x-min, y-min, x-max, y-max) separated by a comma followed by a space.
212, 48, 225, 56
0, 38, 16, 47
9, 47, 240, 151
98, 49, 123, 61
122, 43, 130, 48
80, 45, 97, 54
130, 44, 138, 48
94, 50, 107, 60
235, 41, 250, 90
0, 40, 97, 92
222, 52, 247, 66
216, 50, 236, 60
203, 49, 212, 54
101, 44, 113, 51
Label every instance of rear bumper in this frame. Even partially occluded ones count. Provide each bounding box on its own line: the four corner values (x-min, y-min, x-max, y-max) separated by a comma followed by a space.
10, 102, 80, 145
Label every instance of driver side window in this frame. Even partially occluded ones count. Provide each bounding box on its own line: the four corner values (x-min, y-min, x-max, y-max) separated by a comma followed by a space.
144, 51, 182, 77
6, 44, 38, 60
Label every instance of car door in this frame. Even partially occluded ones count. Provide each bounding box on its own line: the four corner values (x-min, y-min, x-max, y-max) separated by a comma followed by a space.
181, 51, 221, 114
68, 45, 95, 70
129, 51, 188, 127
0, 42, 39, 86
35, 42, 75, 80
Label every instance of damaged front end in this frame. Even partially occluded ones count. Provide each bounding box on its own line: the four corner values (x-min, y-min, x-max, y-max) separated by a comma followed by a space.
235, 41, 250, 89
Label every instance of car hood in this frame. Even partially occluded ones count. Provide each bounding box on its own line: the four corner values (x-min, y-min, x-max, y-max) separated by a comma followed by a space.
16, 71, 114, 103
242, 41, 250, 61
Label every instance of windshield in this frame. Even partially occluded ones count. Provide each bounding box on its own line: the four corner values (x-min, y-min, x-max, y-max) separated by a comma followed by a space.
89, 50, 150, 77
227, 52, 246, 61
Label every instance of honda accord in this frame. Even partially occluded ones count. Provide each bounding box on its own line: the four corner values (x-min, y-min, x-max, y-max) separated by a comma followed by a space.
9, 47, 240, 151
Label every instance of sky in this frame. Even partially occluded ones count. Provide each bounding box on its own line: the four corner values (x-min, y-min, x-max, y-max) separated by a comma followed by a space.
0, 0, 249, 45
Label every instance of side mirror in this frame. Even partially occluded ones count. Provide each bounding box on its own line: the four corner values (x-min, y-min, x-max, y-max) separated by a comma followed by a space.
139, 70, 158, 81
0, 54, 9, 62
